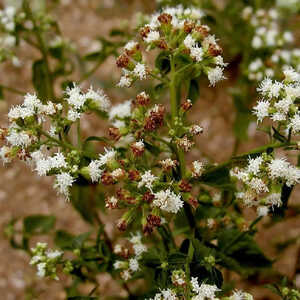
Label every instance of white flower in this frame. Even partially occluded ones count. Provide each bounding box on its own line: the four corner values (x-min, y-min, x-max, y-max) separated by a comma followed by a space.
0, 146, 11, 164
247, 156, 263, 175
121, 269, 132, 281
257, 206, 269, 217
190, 46, 204, 62
66, 84, 86, 109
109, 100, 131, 120
283, 67, 300, 82
133, 243, 147, 257
54, 172, 75, 199
274, 98, 292, 115
124, 41, 138, 51
252, 36, 262, 48
249, 178, 269, 194
6, 130, 32, 147
153, 189, 184, 214
214, 55, 228, 67
117, 75, 132, 88
270, 82, 283, 98
133, 63, 147, 80
207, 67, 225, 86
253, 100, 270, 122
35, 158, 52, 176
283, 31, 294, 43
289, 114, 300, 134
46, 250, 63, 259
113, 260, 126, 270
257, 78, 273, 96
50, 153, 67, 169
129, 258, 139, 272
266, 193, 282, 207
161, 289, 177, 300
230, 290, 253, 300
37, 262, 46, 277
88, 160, 102, 182
249, 58, 263, 72
192, 160, 204, 177
67, 109, 81, 122
85, 87, 111, 112
184, 34, 196, 49
138, 170, 158, 191
267, 158, 290, 180
285, 166, 300, 187
98, 148, 116, 166
129, 232, 142, 244
144, 31, 160, 43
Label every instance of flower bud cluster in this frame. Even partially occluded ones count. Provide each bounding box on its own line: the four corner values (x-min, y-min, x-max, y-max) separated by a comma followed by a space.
116, 5, 226, 87
113, 232, 147, 281
231, 153, 300, 216
253, 67, 300, 135
30, 242, 66, 280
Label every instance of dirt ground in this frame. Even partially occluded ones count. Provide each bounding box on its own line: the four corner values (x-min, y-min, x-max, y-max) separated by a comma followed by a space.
0, 1, 299, 299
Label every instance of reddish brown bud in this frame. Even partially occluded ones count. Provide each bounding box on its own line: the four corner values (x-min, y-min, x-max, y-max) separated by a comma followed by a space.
17, 149, 30, 161
140, 26, 151, 39
131, 140, 145, 157
157, 39, 168, 50
189, 196, 199, 209
144, 104, 165, 131
135, 92, 150, 106
195, 25, 210, 37
117, 219, 127, 231
208, 44, 223, 57
184, 21, 195, 33
0, 127, 8, 140
101, 171, 114, 185
143, 191, 155, 203
181, 99, 192, 112
143, 223, 153, 235
147, 214, 161, 227
116, 54, 130, 68
108, 127, 121, 141
179, 179, 192, 192
128, 169, 140, 181
158, 13, 172, 24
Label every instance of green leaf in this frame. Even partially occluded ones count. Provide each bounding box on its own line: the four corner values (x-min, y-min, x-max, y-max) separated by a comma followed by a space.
217, 228, 272, 272
155, 51, 171, 74
32, 59, 51, 100
54, 230, 75, 250
199, 165, 233, 189
167, 252, 187, 265
83, 136, 109, 147
187, 79, 199, 103
23, 215, 56, 235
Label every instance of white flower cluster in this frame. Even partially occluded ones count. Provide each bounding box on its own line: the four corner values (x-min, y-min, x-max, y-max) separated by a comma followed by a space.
253, 67, 300, 134
117, 5, 226, 88
231, 154, 300, 216
66, 84, 111, 121
242, 7, 293, 50
247, 49, 300, 82
149, 272, 253, 300
138, 170, 158, 191
153, 189, 184, 214
276, 0, 299, 10
30, 242, 64, 280
0, 86, 112, 200
113, 232, 147, 281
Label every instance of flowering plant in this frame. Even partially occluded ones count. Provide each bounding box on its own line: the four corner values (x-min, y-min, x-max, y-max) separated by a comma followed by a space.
1, 0, 300, 299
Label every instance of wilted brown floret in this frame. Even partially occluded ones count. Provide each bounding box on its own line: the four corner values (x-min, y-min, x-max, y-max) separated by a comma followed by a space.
158, 13, 172, 24
101, 171, 114, 185
208, 43, 223, 57
117, 219, 127, 231
181, 99, 192, 112
184, 21, 195, 33
157, 39, 168, 50
128, 169, 140, 181
131, 142, 145, 157
195, 25, 210, 37
189, 196, 199, 209
17, 149, 30, 161
108, 127, 121, 141
147, 214, 161, 227
0, 127, 8, 140
140, 26, 151, 39
176, 135, 194, 152
143, 191, 155, 203
135, 92, 150, 106
116, 54, 130, 68
179, 179, 192, 192
144, 104, 165, 131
